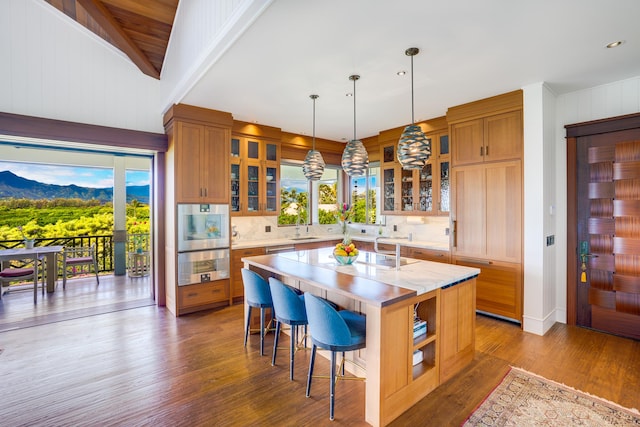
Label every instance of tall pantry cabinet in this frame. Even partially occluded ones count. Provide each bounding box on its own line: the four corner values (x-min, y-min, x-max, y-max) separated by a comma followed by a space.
447, 91, 524, 323
163, 104, 234, 316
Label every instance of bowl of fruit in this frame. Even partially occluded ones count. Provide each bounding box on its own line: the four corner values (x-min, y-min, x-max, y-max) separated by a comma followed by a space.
333, 241, 359, 265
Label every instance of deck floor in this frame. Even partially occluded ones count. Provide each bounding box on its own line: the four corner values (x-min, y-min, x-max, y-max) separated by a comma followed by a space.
0, 273, 154, 332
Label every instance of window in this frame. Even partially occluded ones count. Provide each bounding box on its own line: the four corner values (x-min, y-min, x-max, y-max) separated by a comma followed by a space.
279, 163, 341, 226
349, 163, 379, 224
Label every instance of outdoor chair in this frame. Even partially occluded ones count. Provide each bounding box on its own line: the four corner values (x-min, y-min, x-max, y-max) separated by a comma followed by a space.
62, 244, 99, 289
0, 257, 44, 303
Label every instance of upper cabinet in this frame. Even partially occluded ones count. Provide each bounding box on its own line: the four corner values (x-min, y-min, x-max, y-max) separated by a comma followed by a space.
380, 118, 449, 216
174, 122, 230, 204
451, 110, 522, 166
230, 123, 281, 216
164, 104, 233, 205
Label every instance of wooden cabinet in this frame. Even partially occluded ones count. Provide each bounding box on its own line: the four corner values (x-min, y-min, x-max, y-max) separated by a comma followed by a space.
451, 110, 522, 166
175, 121, 230, 203
380, 130, 449, 216
448, 90, 523, 323
453, 258, 521, 322
164, 104, 235, 317
403, 246, 450, 263
178, 280, 230, 313
231, 247, 266, 304
439, 278, 475, 383
230, 136, 280, 216
451, 161, 522, 263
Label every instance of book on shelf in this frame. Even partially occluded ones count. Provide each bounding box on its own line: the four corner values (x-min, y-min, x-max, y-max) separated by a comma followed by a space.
413, 319, 427, 339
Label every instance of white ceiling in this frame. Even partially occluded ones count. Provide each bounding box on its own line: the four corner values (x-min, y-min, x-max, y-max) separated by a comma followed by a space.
179, 0, 640, 143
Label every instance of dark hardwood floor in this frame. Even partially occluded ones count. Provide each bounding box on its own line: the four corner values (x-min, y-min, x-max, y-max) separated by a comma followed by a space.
0, 298, 638, 426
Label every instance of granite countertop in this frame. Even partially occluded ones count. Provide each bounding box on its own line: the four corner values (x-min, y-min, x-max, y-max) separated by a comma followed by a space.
232, 234, 450, 251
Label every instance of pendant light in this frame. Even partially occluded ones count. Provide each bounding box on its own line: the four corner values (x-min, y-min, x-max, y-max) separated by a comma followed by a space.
302, 94, 325, 181
341, 74, 369, 177
397, 47, 431, 169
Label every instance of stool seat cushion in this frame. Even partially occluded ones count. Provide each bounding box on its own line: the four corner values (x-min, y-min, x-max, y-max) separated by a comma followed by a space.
338, 310, 366, 345
0, 267, 34, 278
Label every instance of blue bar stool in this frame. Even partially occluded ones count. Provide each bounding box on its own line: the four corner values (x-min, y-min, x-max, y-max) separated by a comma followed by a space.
304, 293, 366, 421
268, 277, 308, 380
241, 268, 274, 356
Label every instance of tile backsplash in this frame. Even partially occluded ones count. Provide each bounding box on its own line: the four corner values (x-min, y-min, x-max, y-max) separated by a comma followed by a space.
231, 215, 450, 245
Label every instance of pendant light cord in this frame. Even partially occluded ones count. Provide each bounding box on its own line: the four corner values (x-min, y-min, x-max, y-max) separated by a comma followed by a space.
352, 77, 357, 141
312, 96, 316, 150
410, 53, 415, 125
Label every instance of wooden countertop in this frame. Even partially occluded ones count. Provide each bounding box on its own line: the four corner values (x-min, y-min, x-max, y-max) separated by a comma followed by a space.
242, 247, 478, 308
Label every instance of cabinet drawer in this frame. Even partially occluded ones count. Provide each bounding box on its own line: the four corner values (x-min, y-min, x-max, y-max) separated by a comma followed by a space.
406, 247, 450, 263
179, 280, 229, 308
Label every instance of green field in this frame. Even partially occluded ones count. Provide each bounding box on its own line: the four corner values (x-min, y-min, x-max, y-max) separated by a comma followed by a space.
0, 198, 150, 240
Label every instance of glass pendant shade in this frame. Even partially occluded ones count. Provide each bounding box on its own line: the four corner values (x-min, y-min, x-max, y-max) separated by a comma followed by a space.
341, 139, 369, 177
303, 94, 325, 181
342, 74, 368, 177
397, 47, 431, 170
398, 124, 431, 169
303, 149, 325, 180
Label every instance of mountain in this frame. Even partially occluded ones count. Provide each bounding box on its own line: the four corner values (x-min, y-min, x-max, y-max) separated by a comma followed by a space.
0, 171, 150, 204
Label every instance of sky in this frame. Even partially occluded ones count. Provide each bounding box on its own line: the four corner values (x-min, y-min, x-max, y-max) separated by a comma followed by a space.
0, 161, 150, 188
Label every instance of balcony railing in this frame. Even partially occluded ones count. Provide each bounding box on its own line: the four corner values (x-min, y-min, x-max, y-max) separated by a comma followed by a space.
0, 234, 148, 273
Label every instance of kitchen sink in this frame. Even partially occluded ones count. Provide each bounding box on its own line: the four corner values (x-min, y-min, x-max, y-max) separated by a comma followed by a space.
290, 236, 320, 241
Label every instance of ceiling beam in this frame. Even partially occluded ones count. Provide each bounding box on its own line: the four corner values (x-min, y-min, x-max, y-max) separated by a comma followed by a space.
76, 0, 160, 79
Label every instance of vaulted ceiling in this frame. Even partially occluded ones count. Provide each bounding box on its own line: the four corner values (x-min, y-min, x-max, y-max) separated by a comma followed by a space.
41, 0, 640, 142
44, 0, 178, 79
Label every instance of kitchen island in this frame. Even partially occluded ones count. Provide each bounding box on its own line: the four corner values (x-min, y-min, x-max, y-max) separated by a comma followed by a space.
243, 248, 479, 426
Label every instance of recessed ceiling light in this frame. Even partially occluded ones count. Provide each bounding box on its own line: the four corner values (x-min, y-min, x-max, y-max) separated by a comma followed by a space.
346, 93, 353, 97
397, 71, 406, 76
606, 40, 624, 48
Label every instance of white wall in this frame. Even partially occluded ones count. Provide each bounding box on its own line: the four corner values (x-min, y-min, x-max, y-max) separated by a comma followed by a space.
0, 0, 165, 133
161, 0, 272, 112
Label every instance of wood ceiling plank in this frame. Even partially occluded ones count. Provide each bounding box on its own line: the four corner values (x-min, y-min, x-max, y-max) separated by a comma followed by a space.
76, 0, 160, 79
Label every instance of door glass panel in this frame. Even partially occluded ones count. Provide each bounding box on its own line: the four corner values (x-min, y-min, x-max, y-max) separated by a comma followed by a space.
440, 161, 450, 212
265, 143, 277, 161
383, 168, 395, 211
247, 165, 259, 212
265, 166, 277, 212
231, 164, 240, 212
401, 169, 413, 211
383, 145, 395, 163
419, 164, 433, 212
248, 141, 259, 159
440, 135, 449, 156
231, 138, 240, 158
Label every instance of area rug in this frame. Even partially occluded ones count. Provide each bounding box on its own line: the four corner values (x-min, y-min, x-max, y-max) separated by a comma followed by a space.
464, 366, 640, 426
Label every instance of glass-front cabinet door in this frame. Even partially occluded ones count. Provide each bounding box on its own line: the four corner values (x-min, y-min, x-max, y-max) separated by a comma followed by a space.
437, 134, 450, 215
381, 144, 397, 213
230, 136, 280, 216
265, 166, 278, 213
418, 163, 433, 212
400, 168, 414, 212
231, 163, 241, 213
379, 128, 448, 216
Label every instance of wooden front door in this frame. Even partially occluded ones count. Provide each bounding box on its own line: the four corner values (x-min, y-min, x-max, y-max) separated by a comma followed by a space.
567, 114, 640, 340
